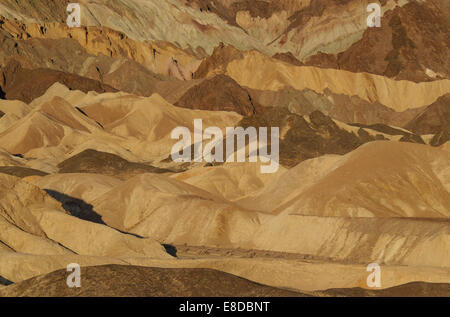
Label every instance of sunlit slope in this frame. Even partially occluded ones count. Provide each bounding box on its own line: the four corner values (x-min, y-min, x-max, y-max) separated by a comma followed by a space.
238, 141, 450, 218
224, 51, 450, 112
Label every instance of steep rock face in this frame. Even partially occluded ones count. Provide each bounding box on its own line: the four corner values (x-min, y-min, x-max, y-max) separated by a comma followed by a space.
306, 0, 450, 82
0, 0, 408, 72
194, 43, 244, 79
0, 16, 201, 80
0, 27, 165, 97
0, 0, 272, 56
185, 0, 404, 62
185, 0, 293, 27
175, 74, 260, 116
0, 0, 68, 23
1, 1, 447, 83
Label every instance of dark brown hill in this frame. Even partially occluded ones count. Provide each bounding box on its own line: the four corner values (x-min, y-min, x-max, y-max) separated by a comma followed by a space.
404, 94, 450, 146
193, 43, 243, 79
305, 0, 450, 82
0, 265, 306, 297
404, 94, 450, 135
240, 108, 388, 167
175, 74, 260, 116
58, 149, 172, 180
0, 166, 48, 178
272, 52, 304, 66
0, 60, 117, 103
317, 282, 450, 297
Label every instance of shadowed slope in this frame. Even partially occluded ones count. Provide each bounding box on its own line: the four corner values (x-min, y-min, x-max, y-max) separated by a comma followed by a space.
175, 74, 260, 116
317, 282, 450, 297
0, 20, 166, 97
405, 94, 450, 134
0, 173, 172, 260
247, 87, 425, 128
404, 94, 450, 146
0, 166, 48, 177
195, 46, 450, 112
0, 60, 117, 103
0, 265, 305, 297
44, 190, 105, 225
0, 275, 13, 286
349, 123, 424, 144
58, 149, 173, 179
240, 108, 387, 167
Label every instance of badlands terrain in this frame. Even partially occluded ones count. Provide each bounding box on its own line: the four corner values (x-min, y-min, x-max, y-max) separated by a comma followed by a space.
0, 0, 449, 297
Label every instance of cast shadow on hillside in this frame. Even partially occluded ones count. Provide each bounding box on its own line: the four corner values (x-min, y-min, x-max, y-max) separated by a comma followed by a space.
0, 86, 5, 100
0, 275, 13, 286
44, 189, 179, 257
44, 189, 105, 225
162, 244, 177, 257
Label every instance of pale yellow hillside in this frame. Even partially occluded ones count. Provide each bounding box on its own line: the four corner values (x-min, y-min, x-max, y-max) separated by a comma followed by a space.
27, 173, 122, 203
239, 141, 450, 218
0, 174, 171, 266
171, 162, 286, 201
225, 51, 450, 112
91, 173, 262, 247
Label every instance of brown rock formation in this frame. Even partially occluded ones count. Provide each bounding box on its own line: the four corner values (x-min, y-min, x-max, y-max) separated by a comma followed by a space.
0, 265, 305, 297
306, 0, 450, 82
247, 87, 425, 127
58, 149, 172, 180
404, 93, 450, 146
193, 43, 243, 79
0, 166, 48, 178
0, 0, 68, 22
185, 0, 286, 27
240, 108, 388, 167
272, 52, 304, 66
175, 74, 260, 116
350, 123, 424, 144
0, 0, 449, 298
0, 60, 117, 103
404, 94, 450, 135
317, 282, 450, 297
304, 52, 338, 69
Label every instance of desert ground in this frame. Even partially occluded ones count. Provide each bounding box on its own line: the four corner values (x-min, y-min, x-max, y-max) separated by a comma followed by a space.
0, 0, 449, 297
